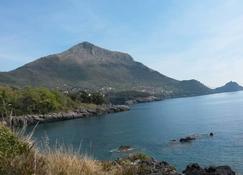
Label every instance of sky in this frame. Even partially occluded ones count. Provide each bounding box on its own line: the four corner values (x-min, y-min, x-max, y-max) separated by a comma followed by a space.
0, 0, 243, 88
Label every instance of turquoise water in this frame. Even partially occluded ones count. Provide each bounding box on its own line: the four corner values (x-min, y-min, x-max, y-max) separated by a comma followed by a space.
30, 92, 243, 173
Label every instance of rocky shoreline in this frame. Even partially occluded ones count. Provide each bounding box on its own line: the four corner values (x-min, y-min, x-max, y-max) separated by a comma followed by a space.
1, 105, 129, 127
110, 154, 236, 175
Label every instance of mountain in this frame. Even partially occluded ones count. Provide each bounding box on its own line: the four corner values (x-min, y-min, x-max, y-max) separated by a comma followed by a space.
175, 80, 212, 96
214, 81, 243, 93
0, 42, 211, 96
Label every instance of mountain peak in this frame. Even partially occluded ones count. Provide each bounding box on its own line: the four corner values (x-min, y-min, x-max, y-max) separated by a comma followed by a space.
224, 81, 240, 87
214, 81, 243, 93
226, 81, 237, 84
76, 41, 95, 48
67, 41, 97, 53
64, 41, 110, 55
57, 41, 134, 64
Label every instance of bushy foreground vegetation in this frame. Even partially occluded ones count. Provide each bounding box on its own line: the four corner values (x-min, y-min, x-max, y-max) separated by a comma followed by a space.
0, 124, 156, 175
0, 124, 46, 175
0, 86, 105, 118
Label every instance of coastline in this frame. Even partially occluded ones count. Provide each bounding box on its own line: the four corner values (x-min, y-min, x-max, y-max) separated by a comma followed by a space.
106, 154, 236, 175
126, 90, 243, 105
0, 95, 239, 174
1, 104, 130, 127
0, 123, 237, 175
3, 91, 242, 128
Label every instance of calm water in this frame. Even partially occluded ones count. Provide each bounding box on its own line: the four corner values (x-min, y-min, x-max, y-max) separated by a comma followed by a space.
30, 92, 243, 173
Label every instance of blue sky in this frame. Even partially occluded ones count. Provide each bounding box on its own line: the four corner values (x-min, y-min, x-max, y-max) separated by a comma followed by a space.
1, 0, 243, 87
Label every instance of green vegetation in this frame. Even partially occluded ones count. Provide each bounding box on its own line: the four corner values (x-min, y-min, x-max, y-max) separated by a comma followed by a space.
68, 91, 105, 105
0, 125, 46, 175
0, 125, 29, 159
0, 86, 106, 118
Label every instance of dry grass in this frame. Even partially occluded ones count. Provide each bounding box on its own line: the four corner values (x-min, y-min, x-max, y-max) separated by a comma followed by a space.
0, 123, 149, 175
44, 148, 104, 175
0, 124, 47, 175
0, 124, 128, 175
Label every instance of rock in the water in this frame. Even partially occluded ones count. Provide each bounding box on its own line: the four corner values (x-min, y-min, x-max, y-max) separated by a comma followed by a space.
183, 163, 205, 175
183, 163, 235, 175
118, 145, 132, 152
206, 166, 235, 175
179, 136, 196, 143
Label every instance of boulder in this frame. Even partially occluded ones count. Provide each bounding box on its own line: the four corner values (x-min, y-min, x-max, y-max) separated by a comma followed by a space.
113, 154, 180, 175
118, 145, 131, 152
183, 163, 235, 175
206, 166, 235, 175
179, 136, 196, 143
183, 163, 205, 175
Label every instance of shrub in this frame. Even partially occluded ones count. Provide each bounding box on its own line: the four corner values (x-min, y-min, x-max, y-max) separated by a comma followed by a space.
0, 125, 154, 175
0, 86, 79, 117
17, 87, 63, 114
0, 124, 46, 175
69, 91, 105, 105
0, 86, 18, 117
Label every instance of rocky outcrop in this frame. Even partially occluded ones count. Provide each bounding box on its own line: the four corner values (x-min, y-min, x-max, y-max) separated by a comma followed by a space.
118, 145, 132, 152
183, 163, 235, 175
179, 136, 196, 143
170, 133, 214, 144
110, 154, 180, 175
110, 155, 236, 175
2, 105, 129, 127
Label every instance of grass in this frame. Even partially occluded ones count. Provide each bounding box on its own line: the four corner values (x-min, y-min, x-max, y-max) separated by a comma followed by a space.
45, 152, 103, 175
0, 124, 46, 175
0, 124, 144, 175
